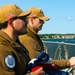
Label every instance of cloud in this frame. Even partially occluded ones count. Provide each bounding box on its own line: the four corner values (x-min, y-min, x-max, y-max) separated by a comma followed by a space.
67, 17, 72, 21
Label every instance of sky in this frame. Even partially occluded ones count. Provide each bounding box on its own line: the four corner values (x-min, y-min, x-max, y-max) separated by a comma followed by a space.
0, 0, 75, 34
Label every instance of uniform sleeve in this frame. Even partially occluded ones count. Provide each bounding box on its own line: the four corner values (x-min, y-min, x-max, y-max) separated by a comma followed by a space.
51, 59, 70, 70
0, 48, 16, 75
19, 35, 40, 59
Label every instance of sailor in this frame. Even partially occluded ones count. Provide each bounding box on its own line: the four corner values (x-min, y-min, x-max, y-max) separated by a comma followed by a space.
19, 7, 50, 59
19, 7, 75, 70
0, 4, 45, 75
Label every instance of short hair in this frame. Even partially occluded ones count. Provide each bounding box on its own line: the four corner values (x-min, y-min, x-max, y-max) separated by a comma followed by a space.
0, 21, 8, 29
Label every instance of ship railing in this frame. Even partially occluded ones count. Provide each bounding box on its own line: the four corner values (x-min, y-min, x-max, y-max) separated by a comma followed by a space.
42, 41, 75, 75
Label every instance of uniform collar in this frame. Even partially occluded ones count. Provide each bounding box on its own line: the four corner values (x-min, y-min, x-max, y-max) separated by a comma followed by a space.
27, 25, 38, 35
0, 30, 25, 51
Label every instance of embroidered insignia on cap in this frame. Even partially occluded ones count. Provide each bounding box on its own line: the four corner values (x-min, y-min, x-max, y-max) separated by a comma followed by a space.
32, 14, 36, 17
8, 14, 13, 20
5, 55, 15, 68
40, 10, 44, 15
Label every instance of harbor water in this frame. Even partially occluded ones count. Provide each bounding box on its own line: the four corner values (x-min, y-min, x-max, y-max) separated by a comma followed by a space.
42, 38, 75, 60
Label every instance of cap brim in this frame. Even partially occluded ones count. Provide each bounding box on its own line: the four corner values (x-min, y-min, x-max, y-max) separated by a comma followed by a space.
39, 16, 50, 21
19, 10, 31, 17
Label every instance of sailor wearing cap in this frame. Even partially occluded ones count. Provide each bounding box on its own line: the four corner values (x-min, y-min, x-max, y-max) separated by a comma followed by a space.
0, 4, 45, 75
19, 7, 50, 59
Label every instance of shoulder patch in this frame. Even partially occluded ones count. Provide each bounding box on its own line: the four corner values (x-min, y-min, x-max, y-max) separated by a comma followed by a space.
34, 43, 41, 51
4, 55, 15, 69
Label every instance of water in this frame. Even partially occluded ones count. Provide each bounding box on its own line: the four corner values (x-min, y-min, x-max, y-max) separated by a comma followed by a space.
42, 38, 75, 60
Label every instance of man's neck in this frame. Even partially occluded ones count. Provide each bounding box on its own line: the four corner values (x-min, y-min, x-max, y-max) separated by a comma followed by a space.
1, 28, 17, 42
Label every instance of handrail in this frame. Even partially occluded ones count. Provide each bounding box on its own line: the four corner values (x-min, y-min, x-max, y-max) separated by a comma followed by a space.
43, 41, 75, 75
42, 41, 75, 46
43, 41, 71, 60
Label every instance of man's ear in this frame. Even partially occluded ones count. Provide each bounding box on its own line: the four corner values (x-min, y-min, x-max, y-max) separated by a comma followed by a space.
7, 19, 14, 28
30, 17, 34, 24
8, 19, 12, 24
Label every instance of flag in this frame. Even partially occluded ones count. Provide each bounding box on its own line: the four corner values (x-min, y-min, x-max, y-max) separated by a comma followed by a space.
25, 51, 69, 75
